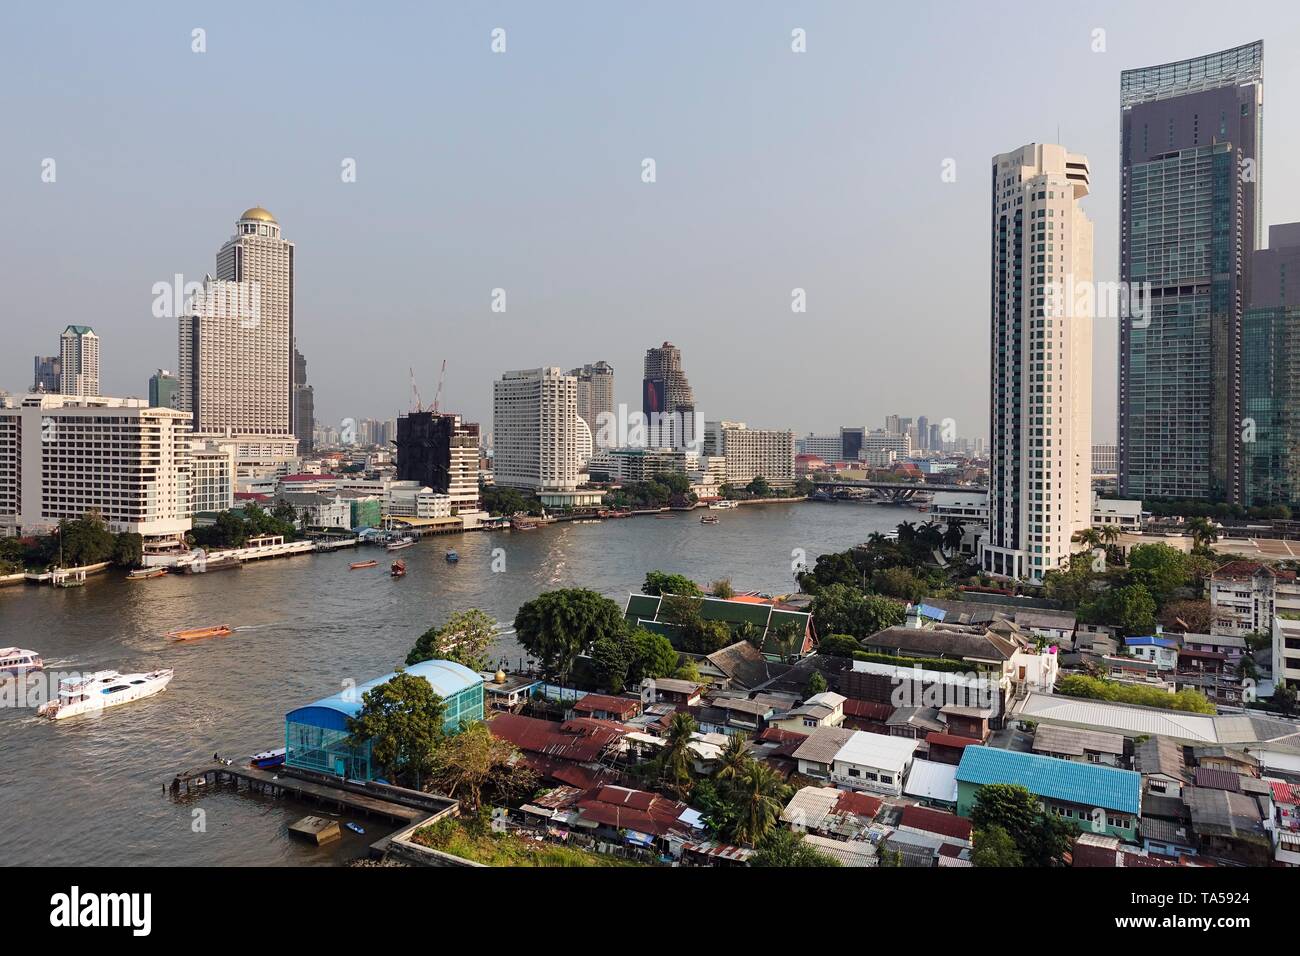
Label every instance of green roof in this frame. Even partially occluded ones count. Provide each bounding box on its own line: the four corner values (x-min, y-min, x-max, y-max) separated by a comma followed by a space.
63, 324, 96, 336
623, 593, 811, 654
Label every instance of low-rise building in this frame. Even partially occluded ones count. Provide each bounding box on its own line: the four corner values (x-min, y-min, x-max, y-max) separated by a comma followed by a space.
1211, 560, 1300, 638
1031, 725, 1125, 766
828, 731, 919, 796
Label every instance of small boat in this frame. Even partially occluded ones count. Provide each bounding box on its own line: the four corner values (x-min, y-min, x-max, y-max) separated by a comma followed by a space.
700, 514, 720, 524
708, 500, 738, 510
391, 560, 407, 578
250, 747, 287, 770
345, 822, 366, 835
127, 567, 167, 581
37, 668, 174, 720
0, 647, 43, 678
445, 550, 459, 563
182, 555, 242, 574
386, 538, 415, 552
349, 560, 378, 570
167, 625, 233, 642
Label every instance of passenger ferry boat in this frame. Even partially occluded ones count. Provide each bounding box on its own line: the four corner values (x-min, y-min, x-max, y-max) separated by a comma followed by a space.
708, 500, 738, 510
0, 648, 43, 678
37, 668, 174, 720
391, 559, 407, 577
386, 537, 415, 552
700, 514, 720, 524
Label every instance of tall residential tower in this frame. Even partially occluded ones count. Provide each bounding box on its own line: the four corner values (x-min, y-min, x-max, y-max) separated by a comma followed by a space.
980, 143, 1094, 584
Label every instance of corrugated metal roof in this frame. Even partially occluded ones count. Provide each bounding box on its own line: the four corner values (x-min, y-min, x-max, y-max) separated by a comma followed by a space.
956, 746, 1142, 815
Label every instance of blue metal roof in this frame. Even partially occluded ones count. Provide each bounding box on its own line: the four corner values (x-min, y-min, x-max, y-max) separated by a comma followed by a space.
956, 746, 1141, 815
917, 603, 947, 621
1125, 636, 1178, 649
286, 659, 483, 730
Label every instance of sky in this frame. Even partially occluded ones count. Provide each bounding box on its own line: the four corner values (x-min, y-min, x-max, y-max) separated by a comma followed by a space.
4, 1, 1300, 444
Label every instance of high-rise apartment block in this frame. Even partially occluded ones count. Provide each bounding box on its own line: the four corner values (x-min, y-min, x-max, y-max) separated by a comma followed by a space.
59, 325, 99, 397
642, 342, 698, 449
492, 368, 579, 492
570, 361, 614, 448
980, 143, 1093, 583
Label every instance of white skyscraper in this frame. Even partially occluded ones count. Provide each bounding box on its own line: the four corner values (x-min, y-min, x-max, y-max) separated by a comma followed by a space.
178, 207, 294, 437
980, 143, 1093, 583
59, 325, 100, 397
492, 368, 579, 491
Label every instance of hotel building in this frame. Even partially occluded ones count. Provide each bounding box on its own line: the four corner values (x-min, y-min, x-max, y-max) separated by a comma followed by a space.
59, 325, 100, 397
492, 368, 580, 492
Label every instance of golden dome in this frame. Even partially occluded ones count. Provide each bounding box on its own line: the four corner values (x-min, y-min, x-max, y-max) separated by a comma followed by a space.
239, 206, 276, 223
494, 669, 507, 685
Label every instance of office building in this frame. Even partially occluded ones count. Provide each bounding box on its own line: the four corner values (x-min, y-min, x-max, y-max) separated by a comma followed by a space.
863, 429, 912, 458
394, 411, 483, 519
492, 367, 580, 492
980, 143, 1093, 583
796, 433, 843, 462
1242, 223, 1300, 506
293, 344, 315, 455
1118, 41, 1263, 503
570, 361, 615, 448
1092, 444, 1118, 477
32, 355, 59, 392
149, 369, 180, 409
0, 394, 191, 552
840, 426, 866, 462
59, 325, 100, 397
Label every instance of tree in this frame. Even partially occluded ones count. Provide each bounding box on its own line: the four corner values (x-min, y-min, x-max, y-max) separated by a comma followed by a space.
971, 825, 1022, 867
811, 583, 906, 639
942, 519, 966, 555
870, 566, 929, 603
1272, 684, 1298, 716
806, 671, 828, 696
1041, 552, 1100, 609
674, 658, 702, 682
628, 628, 680, 683
1186, 517, 1219, 549
710, 578, 735, 599
591, 634, 635, 692
514, 588, 626, 676
727, 761, 792, 846
56, 514, 116, 567
1159, 599, 1212, 635
658, 712, 698, 800
346, 670, 446, 788
817, 634, 863, 658
407, 608, 498, 671
1127, 544, 1193, 607
970, 783, 1071, 867
713, 734, 752, 785
111, 532, 143, 568
427, 721, 521, 814
1055, 674, 1216, 714
643, 570, 702, 597
745, 476, 771, 498
749, 828, 841, 867
769, 620, 803, 663
1079, 583, 1157, 636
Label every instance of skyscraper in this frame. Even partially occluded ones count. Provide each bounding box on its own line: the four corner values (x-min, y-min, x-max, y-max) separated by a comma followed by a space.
1242, 223, 1300, 506
642, 342, 697, 449
178, 207, 295, 437
32, 355, 59, 392
394, 412, 482, 517
492, 367, 579, 491
570, 361, 615, 447
59, 325, 99, 397
149, 369, 179, 408
980, 143, 1093, 583
293, 343, 315, 455
1118, 41, 1263, 504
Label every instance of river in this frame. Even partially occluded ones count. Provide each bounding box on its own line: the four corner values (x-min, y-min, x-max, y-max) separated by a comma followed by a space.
0, 500, 906, 865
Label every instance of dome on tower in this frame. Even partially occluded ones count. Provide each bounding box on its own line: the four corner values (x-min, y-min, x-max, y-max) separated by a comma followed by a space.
239, 206, 276, 223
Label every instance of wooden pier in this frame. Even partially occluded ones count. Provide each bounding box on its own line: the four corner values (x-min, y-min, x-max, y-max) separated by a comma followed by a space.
169, 762, 446, 826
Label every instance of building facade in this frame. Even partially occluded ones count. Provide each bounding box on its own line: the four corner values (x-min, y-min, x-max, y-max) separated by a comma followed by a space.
32, 355, 59, 392
706, 422, 794, 487
178, 207, 294, 437
293, 344, 314, 455
1118, 42, 1263, 504
149, 369, 179, 409
570, 361, 615, 448
492, 367, 579, 492
59, 325, 100, 397
981, 143, 1094, 583
394, 411, 482, 519
642, 342, 698, 449
0, 394, 191, 550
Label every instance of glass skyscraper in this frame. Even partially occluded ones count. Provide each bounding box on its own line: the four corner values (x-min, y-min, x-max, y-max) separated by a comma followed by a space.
1117, 41, 1262, 504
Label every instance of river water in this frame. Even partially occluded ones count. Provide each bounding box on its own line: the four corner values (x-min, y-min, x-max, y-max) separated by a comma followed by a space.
0, 501, 904, 865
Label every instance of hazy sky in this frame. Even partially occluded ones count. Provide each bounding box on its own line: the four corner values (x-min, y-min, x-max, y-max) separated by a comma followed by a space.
4, 1, 1300, 443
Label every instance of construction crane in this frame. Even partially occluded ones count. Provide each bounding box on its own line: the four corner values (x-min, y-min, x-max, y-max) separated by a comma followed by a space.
409, 368, 423, 413
431, 359, 447, 415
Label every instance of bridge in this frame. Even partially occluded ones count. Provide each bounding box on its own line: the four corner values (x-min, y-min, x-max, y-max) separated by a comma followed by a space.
812, 479, 989, 502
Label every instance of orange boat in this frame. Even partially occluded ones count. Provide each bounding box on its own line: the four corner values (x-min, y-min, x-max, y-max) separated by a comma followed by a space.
167, 625, 233, 642
350, 560, 378, 570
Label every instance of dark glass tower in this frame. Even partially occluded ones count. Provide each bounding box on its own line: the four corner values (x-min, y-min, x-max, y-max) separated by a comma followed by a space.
1118, 41, 1263, 504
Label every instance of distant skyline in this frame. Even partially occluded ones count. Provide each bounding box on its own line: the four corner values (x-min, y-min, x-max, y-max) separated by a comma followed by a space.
6, 1, 1300, 442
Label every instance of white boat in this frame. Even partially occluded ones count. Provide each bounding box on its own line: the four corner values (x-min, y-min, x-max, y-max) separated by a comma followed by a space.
0, 648, 43, 678
386, 538, 415, 551
708, 500, 738, 510
37, 669, 174, 720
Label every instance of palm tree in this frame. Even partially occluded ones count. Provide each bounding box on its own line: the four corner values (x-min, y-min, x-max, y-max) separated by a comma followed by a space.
714, 734, 752, 785
1099, 524, 1121, 545
1076, 527, 1103, 551
1186, 517, 1219, 550
896, 521, 917, 547
770, 621, 802, 664
729, 762, 792, 846
660, 711, 698, 799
